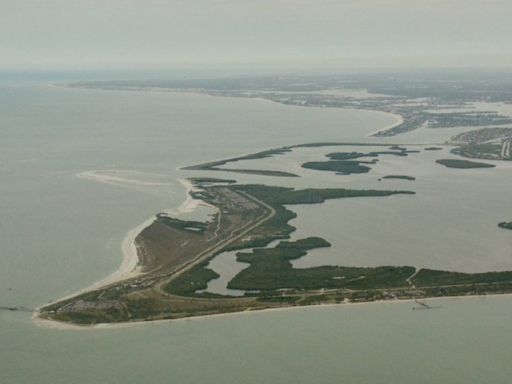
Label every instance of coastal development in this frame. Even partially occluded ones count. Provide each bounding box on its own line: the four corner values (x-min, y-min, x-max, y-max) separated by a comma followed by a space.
38, 140, 512, 326
70, 74, 512, 138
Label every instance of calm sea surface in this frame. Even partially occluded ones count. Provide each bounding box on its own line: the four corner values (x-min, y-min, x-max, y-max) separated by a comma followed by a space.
1, 83, 511, 384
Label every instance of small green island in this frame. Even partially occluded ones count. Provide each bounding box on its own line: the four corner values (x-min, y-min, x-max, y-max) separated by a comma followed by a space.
424, 147, 443, 151
37, 143, 512, 326
498, 222, 512, 230
382, 175, 416, 181
302, 160, 373, 175
181, 147, 299, 177
435, 159, 496, 169
302, 147, 419, 175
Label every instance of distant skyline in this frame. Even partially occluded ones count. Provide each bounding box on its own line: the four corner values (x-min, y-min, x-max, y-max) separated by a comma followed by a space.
2, 0, 512, 71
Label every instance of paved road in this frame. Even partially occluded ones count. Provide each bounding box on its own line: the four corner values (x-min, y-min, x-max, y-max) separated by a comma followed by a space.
154, 190, 276, 295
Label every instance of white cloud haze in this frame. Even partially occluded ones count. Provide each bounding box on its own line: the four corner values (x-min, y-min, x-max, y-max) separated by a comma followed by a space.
1, 0, 511, 70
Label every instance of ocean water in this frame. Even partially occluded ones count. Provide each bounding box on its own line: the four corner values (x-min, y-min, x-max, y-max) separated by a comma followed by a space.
1, 82, 512, 384
212, 144, 512, 273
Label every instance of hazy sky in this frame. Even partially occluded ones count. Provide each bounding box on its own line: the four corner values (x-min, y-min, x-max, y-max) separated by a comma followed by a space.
1, 0, 512, 70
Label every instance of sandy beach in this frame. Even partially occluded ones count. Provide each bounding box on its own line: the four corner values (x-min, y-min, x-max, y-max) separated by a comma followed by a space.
32, 171, 176, 322
32, 215, 151, 316
176, 178, 200, 213
366, 113, 404, 137
33, 292, 512, 331
176, 177, 219, 214
32, 175, 206, 326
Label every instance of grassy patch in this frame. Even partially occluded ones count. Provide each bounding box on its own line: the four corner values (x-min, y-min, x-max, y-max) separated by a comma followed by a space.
156, 215, 208, 233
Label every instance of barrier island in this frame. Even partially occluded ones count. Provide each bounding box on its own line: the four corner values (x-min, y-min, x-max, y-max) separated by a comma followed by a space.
38, 144, 512, 326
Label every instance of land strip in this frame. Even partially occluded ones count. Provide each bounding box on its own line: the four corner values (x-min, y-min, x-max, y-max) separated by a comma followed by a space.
38, 179, 416, 325
37, 142, 512, 326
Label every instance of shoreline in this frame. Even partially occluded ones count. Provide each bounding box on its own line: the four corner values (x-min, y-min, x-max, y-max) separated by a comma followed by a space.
366, 113, 404, 137
176, 178, 200, 213
32, 292, 512, 331
33, 216, 151, 314
31, 85, 476, 331
176, 177, 220, 215
60, 83, 405, 141
32, 176, 208, 324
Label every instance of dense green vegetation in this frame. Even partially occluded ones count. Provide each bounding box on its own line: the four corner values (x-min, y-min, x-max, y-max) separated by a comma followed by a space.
183, 146, 291, 170
327, 151, 401, 160
435, 159, 496, 169
166, 184, 417, 297
227, 238, 415, 291
223, 204, 296, 251
302, 160, 372, 174
327, 148, 420, 161
183, 142, 431, 179
325, 152, 373, 160
498, 222, 512, 230
424, 147, 443, 151
183, 142, 428, 178
233, 184, 415, 205
165, 261, 220, 296
412, 268, 512, 287
302, 146, 421, 175
418, 281, 512, 298
276, 237, 331, 249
